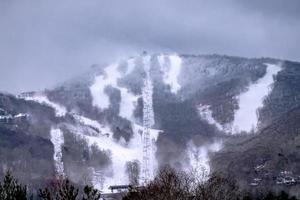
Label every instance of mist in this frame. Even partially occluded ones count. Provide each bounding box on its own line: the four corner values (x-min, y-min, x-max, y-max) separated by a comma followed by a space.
1, 0, 300, 93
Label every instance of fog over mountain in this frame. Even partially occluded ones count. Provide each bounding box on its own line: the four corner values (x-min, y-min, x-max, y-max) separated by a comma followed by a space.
1, 52, 300, 195
1, 0, 300, 93
1, 1, 300, 199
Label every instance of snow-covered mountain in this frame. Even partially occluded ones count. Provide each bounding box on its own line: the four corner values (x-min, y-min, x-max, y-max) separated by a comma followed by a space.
1, 53, 300, 193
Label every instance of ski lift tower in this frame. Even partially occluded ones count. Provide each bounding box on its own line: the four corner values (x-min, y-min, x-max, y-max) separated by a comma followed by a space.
141, 56, 154, 186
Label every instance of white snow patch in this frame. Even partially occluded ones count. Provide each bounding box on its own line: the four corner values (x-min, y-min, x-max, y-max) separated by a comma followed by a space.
157, 54, 166, 70
73, 114, 102, 130
84, 124, 160, 192
72, 114, 111, 137
0, 115, 12, 119
186, 140, 222, 182
90, 62, 139, 120
23, 95, 67, 117
198, 104, 223, 131
90, 168, 105, 190
119, 87, 139, 120
198, 104, 231, 133
90, 63, 119, 110
126, 58, 135, 75
158, 54, 182, 94
50, 128, 65, 175
232, 63, 281, 134
14, 113, 28, 118
0, 112, 28, 121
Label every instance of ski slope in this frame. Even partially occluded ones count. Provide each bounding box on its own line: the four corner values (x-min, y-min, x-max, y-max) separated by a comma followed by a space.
90, 61, 139, 120
50, 128, 65, 175
23, 95, 67, 117
232, 63, 281, 133
158, 54, 182, 94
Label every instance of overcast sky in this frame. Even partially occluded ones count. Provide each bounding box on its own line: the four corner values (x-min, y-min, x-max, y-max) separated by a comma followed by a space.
1, 0, 300, 93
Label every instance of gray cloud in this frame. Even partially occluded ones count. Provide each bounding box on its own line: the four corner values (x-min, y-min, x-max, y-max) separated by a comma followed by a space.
0, 0, 299, 93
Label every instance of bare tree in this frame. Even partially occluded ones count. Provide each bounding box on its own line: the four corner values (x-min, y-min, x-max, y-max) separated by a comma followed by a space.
125, 160, 140, 186
123, 166, 240, 200
194, 173, 239, 200
39, 177, 101, 200
123, 166, 193, 200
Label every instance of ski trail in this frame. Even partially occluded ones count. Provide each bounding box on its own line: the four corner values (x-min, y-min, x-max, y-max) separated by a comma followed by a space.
50, 128, 65, 175
158, 54, 182, 94
232, 63, 281, 133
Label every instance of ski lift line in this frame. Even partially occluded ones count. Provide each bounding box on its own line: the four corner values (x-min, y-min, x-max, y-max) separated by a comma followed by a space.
141, 57, 154, 185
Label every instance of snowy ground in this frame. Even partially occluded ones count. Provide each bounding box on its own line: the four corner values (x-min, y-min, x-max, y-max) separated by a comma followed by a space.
50, 128, 65, 175
186, 140, 222, 182
158, 54, 182, 94
19, 94, 66, 175
72, 114, 112, 137
119, 87, 140, 120
197, 63, 281, 135
22, 95, 67, 117
125, 58, 136, 75
0, 113, 28, 119
198, 104, 224, 131
71, 113, 160, 192
232, 63, 281, 134
88, 55, 159, 191
90, 61, 139, 120
198, 104, 232, 133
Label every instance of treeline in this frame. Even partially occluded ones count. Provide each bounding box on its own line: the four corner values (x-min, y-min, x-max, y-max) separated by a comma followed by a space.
0, 168, 299, 200
123, 167, 299, 200
0, 171, 100, 200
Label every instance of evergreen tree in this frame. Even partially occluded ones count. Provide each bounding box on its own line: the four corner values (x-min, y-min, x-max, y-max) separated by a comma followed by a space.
38, 188, 53, 200
39, 179, 101, 200
0, 171, 27, 200
56, 179, 78, 200
263, 192, 275, 200
82, 185, 101, 200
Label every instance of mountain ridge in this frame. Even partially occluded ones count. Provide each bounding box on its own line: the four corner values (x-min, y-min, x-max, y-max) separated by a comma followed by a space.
0, 53, 299, 195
